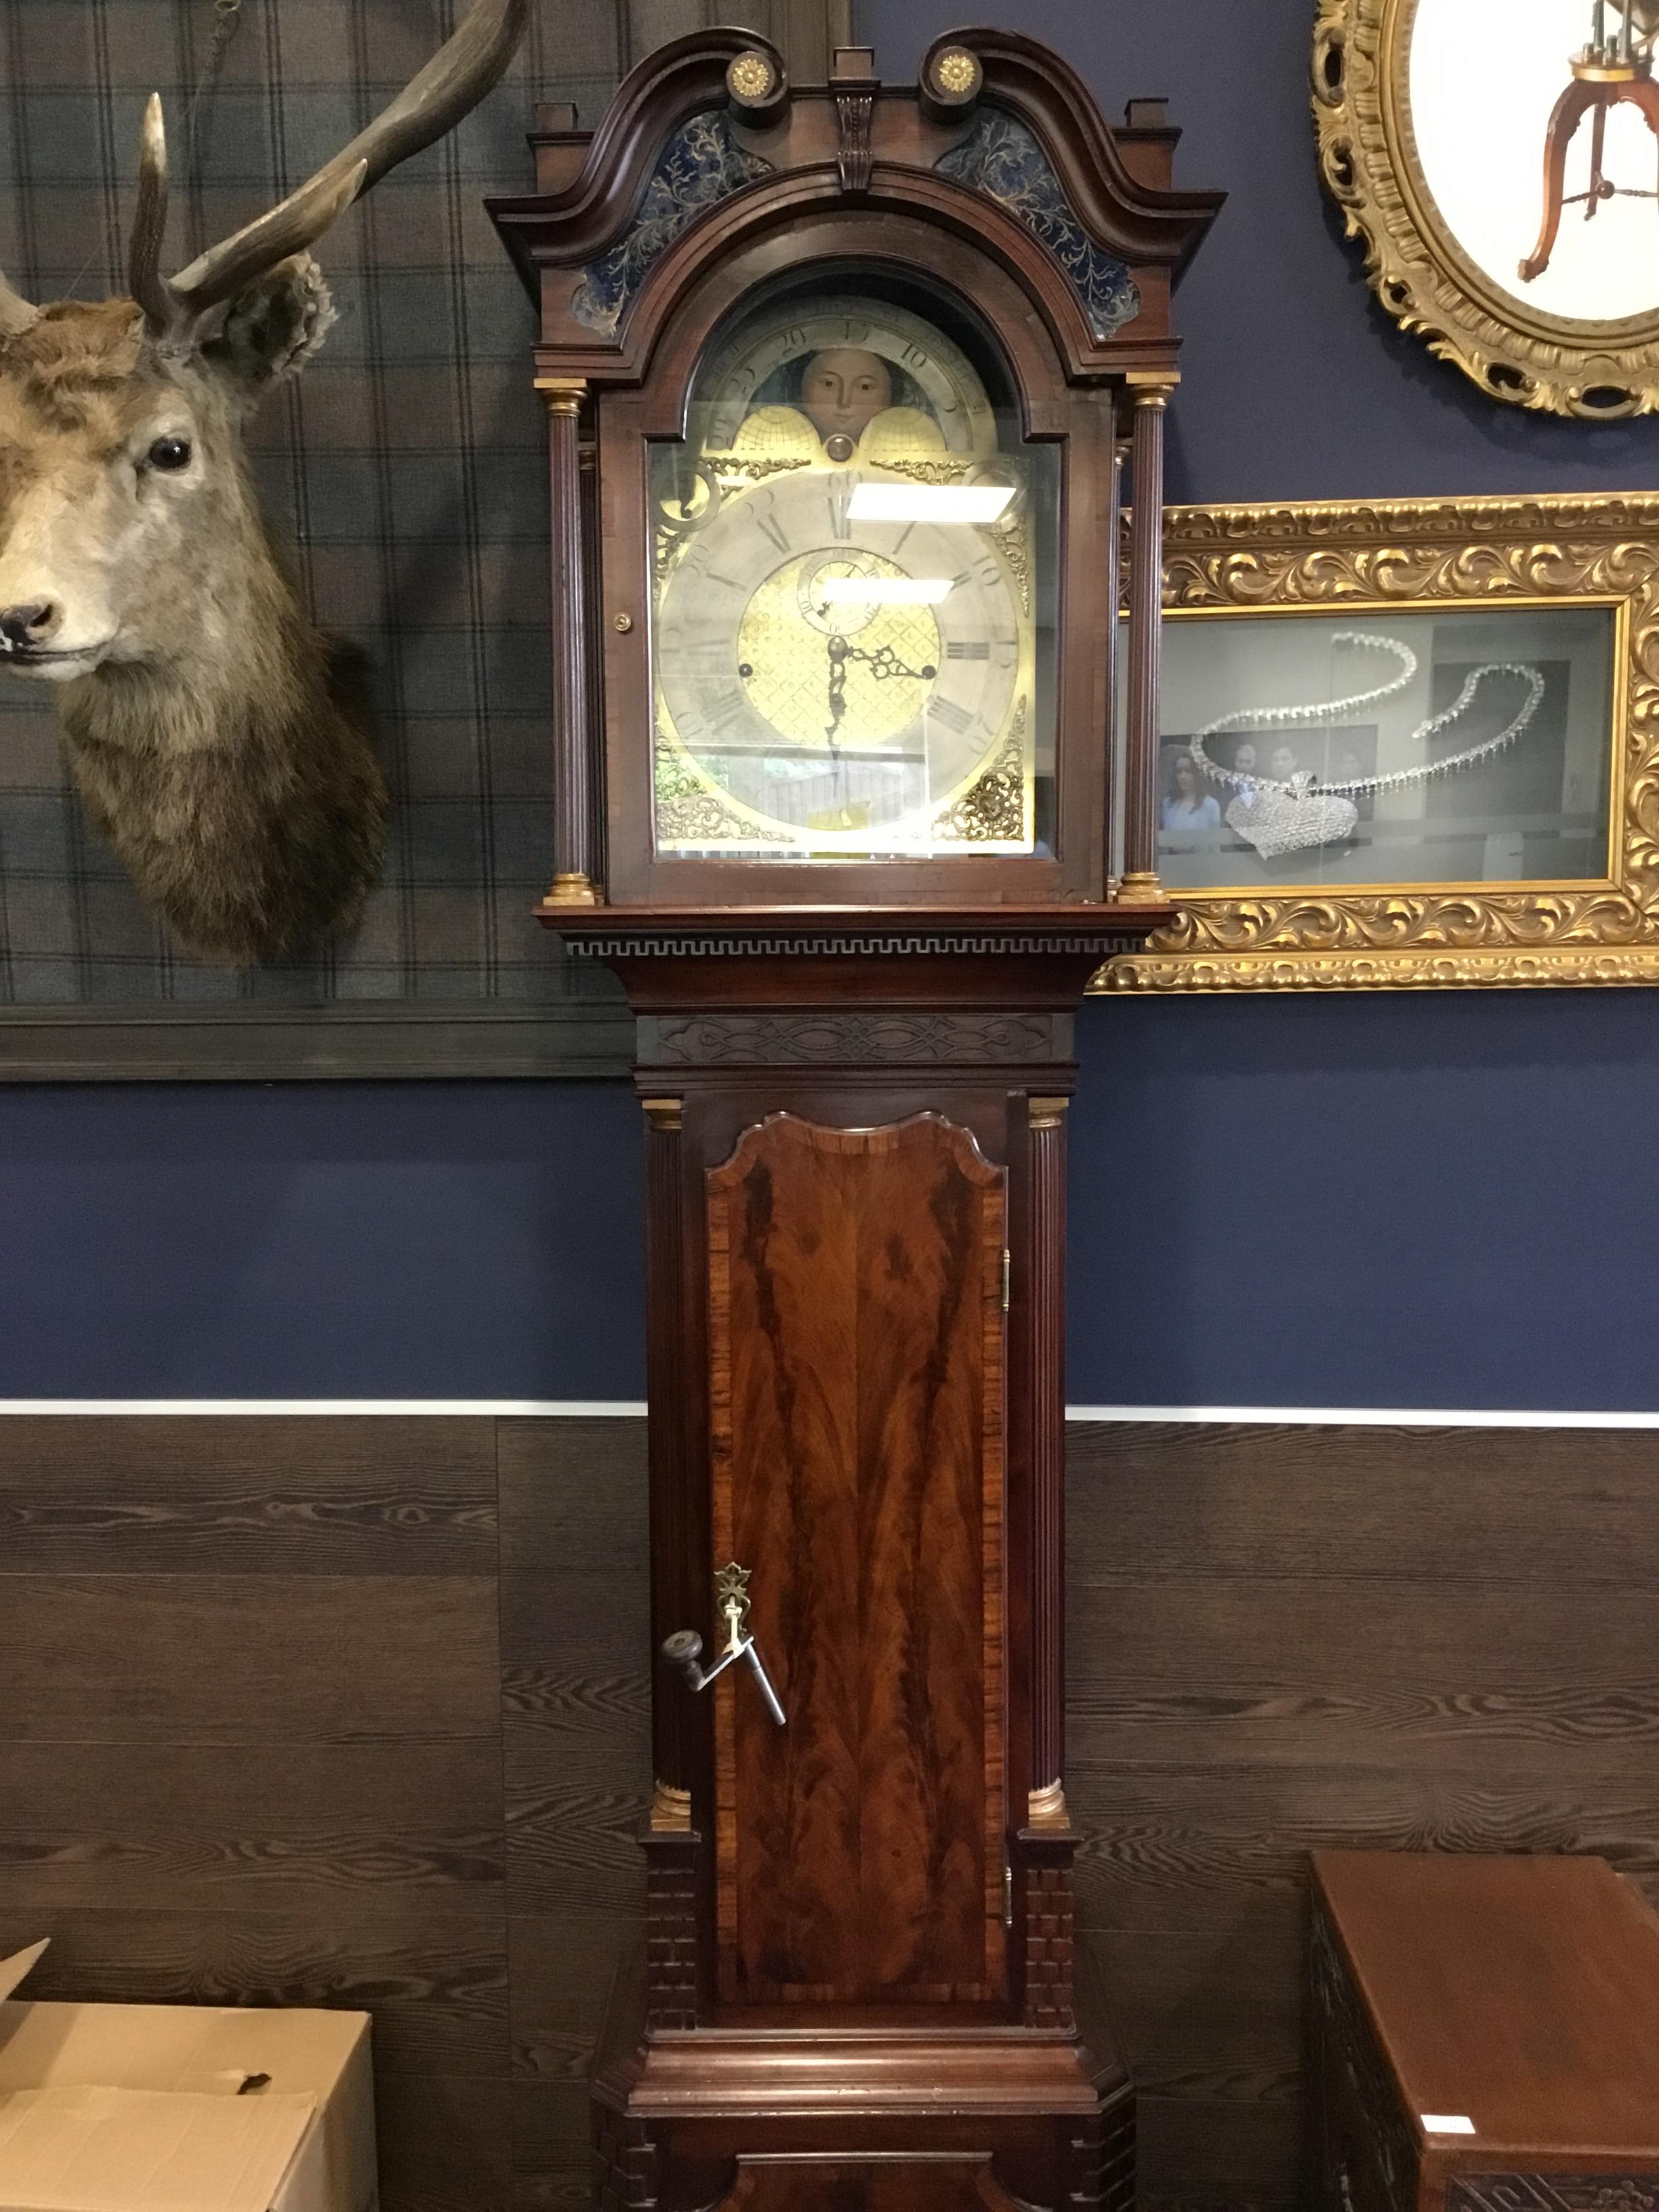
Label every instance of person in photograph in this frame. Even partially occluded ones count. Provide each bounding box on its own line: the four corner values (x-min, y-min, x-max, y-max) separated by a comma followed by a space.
1162, 750, 1222, 834
1332, 743, 1374, 820
1269, 743, 1300, 783
1233, 740, 1258, 804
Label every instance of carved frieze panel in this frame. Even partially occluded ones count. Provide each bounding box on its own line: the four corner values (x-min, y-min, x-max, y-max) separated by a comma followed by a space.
574, 929, 1143, 960
637, 1012, 1067, 1065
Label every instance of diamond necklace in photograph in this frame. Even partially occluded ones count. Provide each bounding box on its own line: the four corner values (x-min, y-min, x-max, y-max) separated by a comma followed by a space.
1184, 632, 1547, 860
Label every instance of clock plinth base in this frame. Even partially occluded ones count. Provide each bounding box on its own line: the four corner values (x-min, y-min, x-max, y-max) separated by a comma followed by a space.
592, 1940, 1134, 2212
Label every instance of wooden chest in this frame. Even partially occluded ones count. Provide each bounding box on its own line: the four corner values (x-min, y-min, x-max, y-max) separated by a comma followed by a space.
1311, 1851, 1659, 2212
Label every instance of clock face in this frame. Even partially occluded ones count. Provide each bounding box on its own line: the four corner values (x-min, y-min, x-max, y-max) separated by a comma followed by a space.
650, 293, 1041, 859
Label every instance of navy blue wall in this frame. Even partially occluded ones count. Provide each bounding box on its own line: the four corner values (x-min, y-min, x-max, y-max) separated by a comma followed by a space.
857, 0, 1659, 505
3, 0, 1658, 1409
0, 1083, 647, 1401
4, 988, 1658, 1408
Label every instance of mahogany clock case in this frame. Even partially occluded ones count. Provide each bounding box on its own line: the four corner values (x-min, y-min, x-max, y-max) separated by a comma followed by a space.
489, 30, 1219, 2212
581, 938, 1154, 2212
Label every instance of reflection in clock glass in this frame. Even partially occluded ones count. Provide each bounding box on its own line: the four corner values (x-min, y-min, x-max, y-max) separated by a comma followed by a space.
1150, 604, 1615, 893
649, 274, 1060, 860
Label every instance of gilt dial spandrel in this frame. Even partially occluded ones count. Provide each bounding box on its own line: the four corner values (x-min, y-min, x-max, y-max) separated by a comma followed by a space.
649, 291, 1052, 860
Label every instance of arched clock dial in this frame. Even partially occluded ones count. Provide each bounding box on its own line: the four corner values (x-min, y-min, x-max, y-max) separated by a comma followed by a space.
651, 291, 1038, 858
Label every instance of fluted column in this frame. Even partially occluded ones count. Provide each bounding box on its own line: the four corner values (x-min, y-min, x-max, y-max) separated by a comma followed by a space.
1027, 1092, 1069, 1808
1118, 378, 1174, 902
1106, 436, 1127, 886
641, 1094, 689, 1807
640, 1090, 701, 2026
539, 378, 599, 905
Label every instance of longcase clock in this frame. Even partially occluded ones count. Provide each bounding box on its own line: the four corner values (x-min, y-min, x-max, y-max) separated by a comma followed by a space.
490, 34, 1219, 2211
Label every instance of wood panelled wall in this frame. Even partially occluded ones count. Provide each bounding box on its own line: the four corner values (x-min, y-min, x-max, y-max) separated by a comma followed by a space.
0, 1416, 1650, 2210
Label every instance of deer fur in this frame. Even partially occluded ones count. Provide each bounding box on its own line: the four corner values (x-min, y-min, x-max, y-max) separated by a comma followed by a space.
0, 272, 386, 964
0, 0, 527, 966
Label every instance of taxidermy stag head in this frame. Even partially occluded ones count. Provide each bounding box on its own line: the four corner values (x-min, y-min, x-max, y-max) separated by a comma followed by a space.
0, 0, 527, 964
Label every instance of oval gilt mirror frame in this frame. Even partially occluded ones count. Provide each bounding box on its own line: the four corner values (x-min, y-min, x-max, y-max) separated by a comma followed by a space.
1314, 0, 1659, 417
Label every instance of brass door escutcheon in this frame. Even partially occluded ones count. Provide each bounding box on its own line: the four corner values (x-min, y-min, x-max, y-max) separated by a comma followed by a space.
661, 1561, 786, 1726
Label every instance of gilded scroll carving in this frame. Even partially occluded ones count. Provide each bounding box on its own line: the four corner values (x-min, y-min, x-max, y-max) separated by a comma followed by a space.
936, 110, 1141, 340
1101, 494, 1659, 994
572, 112, 771, 336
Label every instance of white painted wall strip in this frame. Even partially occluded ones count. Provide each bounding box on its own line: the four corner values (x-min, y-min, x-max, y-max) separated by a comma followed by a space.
1067, 1405, 1659, 1429
0, 1399, 1656, 1427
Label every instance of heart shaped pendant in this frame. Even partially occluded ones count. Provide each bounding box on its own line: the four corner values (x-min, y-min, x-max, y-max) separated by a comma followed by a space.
1225, 776, 1359, 861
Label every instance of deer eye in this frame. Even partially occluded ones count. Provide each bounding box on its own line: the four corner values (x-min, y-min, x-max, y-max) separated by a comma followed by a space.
145, 436, 192, 472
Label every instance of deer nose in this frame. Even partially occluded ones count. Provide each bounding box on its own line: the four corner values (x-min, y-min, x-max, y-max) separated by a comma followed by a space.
0, 603, 60, 651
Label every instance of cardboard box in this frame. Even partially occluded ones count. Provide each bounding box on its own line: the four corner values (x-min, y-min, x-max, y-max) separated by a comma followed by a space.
0, 1945, 376, 2212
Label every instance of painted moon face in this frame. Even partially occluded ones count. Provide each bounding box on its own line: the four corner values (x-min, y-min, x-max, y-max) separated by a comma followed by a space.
696, 295, 999, 457
798, 349, 895, 443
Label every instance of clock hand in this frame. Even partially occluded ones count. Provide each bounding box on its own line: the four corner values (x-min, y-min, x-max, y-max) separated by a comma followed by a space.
825, 635, 848, 761
838, 641, 939, 683
822, 634, 937, 770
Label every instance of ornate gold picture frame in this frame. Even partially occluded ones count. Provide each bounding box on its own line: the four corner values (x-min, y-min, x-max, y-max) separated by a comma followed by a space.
1101, 494, 1659, 993
1313, 0, 1659, 416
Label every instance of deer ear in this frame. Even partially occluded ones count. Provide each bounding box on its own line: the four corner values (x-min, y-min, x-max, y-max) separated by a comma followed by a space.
201, 253, 337, 400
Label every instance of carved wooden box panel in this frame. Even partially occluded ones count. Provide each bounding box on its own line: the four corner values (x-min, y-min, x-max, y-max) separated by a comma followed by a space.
707, 1112, 1007, 2009
716, 2159, 1026, 2211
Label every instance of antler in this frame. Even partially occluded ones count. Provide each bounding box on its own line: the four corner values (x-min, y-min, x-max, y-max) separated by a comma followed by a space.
128, 95, 175, 332
0, 274, 36, 341
133, 0, 528, 341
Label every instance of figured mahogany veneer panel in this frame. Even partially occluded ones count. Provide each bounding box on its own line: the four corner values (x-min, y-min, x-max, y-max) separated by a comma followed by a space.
708, 1113, 1007, 2009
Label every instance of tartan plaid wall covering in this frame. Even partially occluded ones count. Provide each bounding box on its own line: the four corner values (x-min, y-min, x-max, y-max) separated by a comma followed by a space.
0, 0, 624, 1008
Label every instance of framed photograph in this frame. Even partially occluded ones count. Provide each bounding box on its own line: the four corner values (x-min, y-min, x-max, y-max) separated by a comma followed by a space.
1103, 493, 1659, 993
1315, 0, 1659, 415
